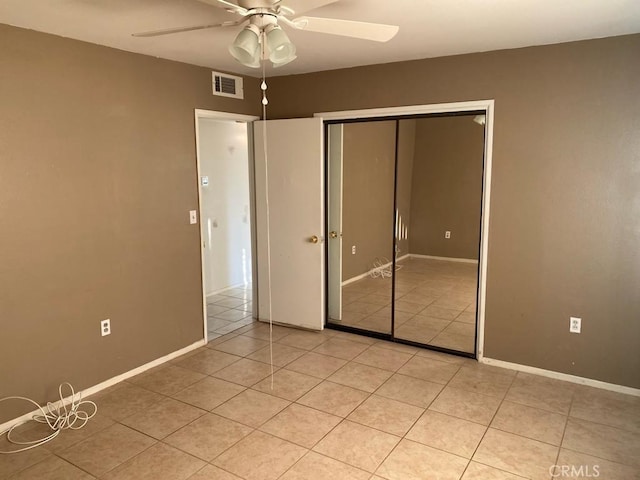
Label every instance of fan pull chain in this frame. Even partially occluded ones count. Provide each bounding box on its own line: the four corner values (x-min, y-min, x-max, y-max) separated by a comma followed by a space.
261, 80, 268, 107
261, 33, 268, 108
260, 33, 274, 390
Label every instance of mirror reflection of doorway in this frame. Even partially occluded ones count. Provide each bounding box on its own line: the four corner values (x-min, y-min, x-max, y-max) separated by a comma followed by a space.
326, 112, 486, 356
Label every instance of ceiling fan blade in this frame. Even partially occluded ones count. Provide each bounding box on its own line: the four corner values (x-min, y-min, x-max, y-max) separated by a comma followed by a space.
280, 0, 339, 16
195, 0, 249, 15
132, 20, 241, 38
292, 16, 399, 42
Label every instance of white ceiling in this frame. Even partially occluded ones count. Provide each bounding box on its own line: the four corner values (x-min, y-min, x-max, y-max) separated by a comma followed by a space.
1, 0, 639, 77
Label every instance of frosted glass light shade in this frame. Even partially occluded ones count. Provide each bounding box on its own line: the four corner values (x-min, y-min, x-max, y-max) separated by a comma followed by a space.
266, 26, 296, 66
229, 25, 261, 68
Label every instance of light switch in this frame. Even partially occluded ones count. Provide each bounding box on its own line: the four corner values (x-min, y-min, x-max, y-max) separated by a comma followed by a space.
189, 210, 198, 224
201, 176, 209, 186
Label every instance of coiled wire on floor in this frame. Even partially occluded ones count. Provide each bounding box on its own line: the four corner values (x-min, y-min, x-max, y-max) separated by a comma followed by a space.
368, 257, 403, 279
0, 382, 97, 454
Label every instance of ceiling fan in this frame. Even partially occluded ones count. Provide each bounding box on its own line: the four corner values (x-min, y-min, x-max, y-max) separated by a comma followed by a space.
132, 0, 399, 68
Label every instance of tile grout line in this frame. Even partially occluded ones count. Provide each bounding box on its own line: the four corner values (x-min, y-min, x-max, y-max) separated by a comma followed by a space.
547, 383, 640, 470
358, 346, 443, 478
56, 455, 99, 479
120, 338, 473, 477
552, 379, 578, 472
170, 329, 487, 460
421, 353, 473, 479
555, 446, 639, 471
260, 370, 374, 478
273, 448, 370, 480
367, 342, 512, 476
109, 338, 265, 472
170, 421, 259, 476
457, 369, 518, 479
173, 352, 264, 464
276, 345, 420, 477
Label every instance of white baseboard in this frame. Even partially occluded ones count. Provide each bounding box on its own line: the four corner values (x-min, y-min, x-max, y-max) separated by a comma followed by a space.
342, 255, 410, 286
0, 339, 205, 433
409, 254, 479, 264
342, 271, 369, 286
481, 357, 640, 397
207, 282, 250, 297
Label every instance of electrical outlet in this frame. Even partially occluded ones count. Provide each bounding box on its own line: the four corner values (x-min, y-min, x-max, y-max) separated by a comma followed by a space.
445, 231, 451, 239
569, 317, 581, 334
101, 319, 111, 337
351, 245, 356, 255
189, 210, 198, 224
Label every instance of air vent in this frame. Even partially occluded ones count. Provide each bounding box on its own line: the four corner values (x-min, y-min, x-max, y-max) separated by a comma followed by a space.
212, 71, 243, 99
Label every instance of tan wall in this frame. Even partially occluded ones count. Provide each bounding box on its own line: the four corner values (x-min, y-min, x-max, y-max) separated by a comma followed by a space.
268, 34, 640, 388
409, 116, 484, 259
396, 120, 416, 257
341, 121, 396, 280
0, 24, 260, 422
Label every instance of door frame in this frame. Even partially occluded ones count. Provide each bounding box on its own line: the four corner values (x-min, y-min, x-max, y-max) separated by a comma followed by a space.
194, 109, 259, 342
315, 100, 494, 361
327, 124, 344, 322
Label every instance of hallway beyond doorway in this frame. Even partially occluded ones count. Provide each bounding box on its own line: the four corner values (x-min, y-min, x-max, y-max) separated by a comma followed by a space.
206, 284, 253, 339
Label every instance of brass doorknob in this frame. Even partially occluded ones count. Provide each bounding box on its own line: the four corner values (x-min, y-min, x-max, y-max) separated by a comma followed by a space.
309, 235, 319, 244
329, 231, 338, 239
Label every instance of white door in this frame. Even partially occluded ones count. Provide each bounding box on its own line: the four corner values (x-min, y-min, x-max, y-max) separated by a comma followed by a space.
327, 124, 343, 321
254, 118, 325, 330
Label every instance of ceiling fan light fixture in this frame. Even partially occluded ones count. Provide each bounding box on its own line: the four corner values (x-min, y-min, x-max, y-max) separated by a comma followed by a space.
229, 24, 261, 68
272, 53, 297, 68
265, 24, 296, 66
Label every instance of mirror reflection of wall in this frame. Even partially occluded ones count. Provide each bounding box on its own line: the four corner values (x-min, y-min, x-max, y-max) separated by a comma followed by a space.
394, 116, 484, 354
342, 121, 396, 285
395, 120, 416, 262
327, 113, 486, 356
408, 116, 484, 262
331, 121, 396, 333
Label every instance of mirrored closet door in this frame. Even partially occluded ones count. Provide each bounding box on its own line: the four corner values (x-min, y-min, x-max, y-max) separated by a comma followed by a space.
326, 113, 486, 356
327, 121, 396, 335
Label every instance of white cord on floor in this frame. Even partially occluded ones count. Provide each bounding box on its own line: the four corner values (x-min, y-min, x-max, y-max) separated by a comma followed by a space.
0, 382, 97, 454
369, 257, 393, 278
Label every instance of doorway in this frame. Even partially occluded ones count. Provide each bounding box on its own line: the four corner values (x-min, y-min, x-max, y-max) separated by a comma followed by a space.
195, 109, 259, 341
320, 101, 494, 359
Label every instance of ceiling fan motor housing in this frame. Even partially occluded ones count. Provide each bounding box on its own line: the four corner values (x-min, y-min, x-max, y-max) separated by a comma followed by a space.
238, 0, 281, 10
248, 13, 278, 28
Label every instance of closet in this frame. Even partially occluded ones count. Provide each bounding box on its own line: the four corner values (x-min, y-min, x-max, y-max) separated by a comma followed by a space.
325, 113, 486, 357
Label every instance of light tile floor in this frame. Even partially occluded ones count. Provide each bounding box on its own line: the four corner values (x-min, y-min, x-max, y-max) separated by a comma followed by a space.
1, 322, 639, 479
206, 285, 254, 339
335, 258, 478, 353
